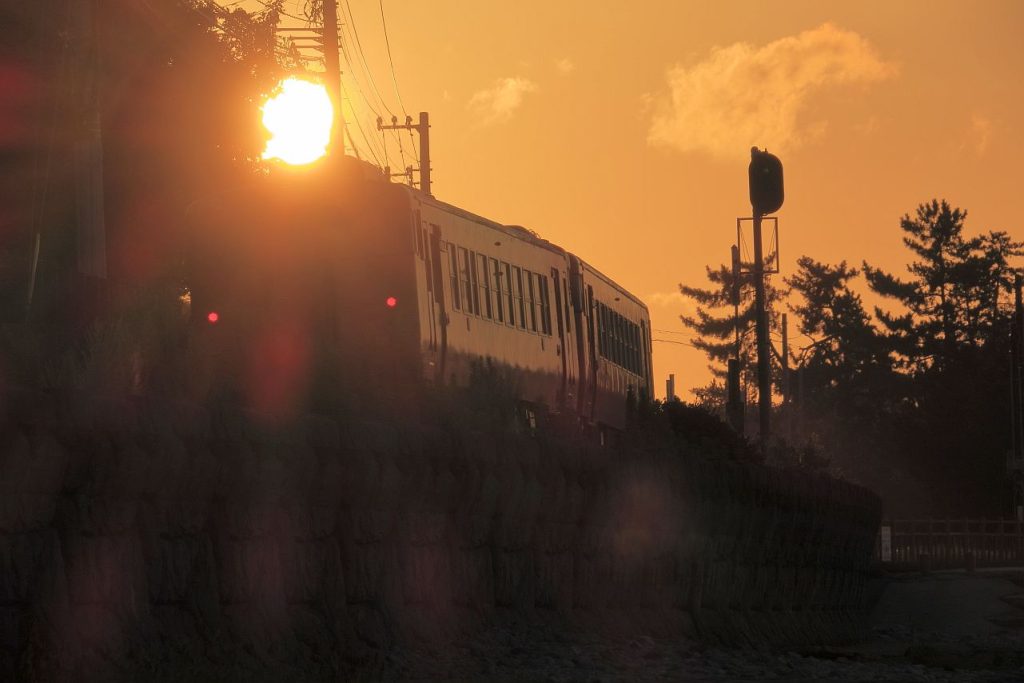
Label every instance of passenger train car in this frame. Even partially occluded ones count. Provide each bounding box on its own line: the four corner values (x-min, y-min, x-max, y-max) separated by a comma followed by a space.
187, 157, 652, 428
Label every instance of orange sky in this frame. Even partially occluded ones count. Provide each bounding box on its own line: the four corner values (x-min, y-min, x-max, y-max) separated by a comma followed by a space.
250, 0, 1024, 398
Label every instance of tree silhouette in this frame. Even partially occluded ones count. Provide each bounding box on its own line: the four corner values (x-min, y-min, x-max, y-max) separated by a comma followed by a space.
864, 199, 1022, 370
784, 201, 1022, 514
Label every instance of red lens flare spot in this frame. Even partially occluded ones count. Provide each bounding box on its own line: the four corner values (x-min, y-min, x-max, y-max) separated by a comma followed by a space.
385, 296, 397, 308
207, 311, 220, 324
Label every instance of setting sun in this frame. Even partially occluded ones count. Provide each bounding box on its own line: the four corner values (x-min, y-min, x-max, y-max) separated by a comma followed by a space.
261, 78, 333, 165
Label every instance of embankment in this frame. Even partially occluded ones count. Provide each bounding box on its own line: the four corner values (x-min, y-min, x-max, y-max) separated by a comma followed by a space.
0, 387, 880, 681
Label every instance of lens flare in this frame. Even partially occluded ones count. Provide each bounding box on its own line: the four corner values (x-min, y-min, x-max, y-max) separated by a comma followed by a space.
262, 78, 333, 165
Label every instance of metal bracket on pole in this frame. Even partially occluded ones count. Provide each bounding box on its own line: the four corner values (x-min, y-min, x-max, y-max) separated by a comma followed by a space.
377, 113, 432, 196
736, 216, 780, 275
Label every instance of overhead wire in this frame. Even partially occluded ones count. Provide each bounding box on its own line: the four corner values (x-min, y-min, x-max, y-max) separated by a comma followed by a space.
653, 339, 701, 348
377, 0, 417, 166
331, 9, 396, 167
340, 0, 393, 117
339, 0, 413, 174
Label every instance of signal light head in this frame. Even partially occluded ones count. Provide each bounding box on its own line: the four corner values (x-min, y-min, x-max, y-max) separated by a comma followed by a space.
207, 311, 220, 324
385, 296, 397, 308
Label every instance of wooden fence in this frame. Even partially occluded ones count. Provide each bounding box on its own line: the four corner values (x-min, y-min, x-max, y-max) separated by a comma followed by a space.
876, 518, 1024, 570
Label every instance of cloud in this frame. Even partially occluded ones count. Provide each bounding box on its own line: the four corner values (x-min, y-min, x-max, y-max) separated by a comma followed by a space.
646, 290, 693, 315
556, 58, 575, 75
467, 77, 538, 126
647, 23, 896, 160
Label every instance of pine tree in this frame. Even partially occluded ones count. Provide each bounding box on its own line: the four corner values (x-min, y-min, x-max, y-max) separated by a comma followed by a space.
863, 199, 1022, 369
861, 200, 1022, 514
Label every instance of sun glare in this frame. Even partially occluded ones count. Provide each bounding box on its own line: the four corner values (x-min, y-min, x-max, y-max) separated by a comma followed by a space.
262, 78, 333, 165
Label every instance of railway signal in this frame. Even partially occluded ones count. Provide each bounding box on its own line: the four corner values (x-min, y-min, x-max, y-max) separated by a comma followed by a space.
747, 147, 784, 446
749, 148, 784, 216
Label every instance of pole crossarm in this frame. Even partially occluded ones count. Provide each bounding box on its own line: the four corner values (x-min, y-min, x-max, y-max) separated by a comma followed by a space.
376, 113, 431, 195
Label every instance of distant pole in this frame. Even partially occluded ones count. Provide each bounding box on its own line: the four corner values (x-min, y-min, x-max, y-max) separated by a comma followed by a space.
731, 244, 741, 357
727, 358, 742, 433
320, 0, 348, 154
796, 365, 804, 447
666, 373, 676, 402
1013, 275, 1023, 464
418, 112, 431, 196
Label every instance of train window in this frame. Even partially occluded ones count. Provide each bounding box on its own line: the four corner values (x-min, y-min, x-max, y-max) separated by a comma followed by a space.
612, 312, 618, 365
539, 275, 551, 335
477, 253, 492, 319
640, 321, 648, 379
459, 248, 476, 315
490, 258, 504, 323
504, 262, 515, 327
593, 300, 643, 375
513, 266, 526, 329
632, 323, 640, 374
526, 271, 538, 332
607, 307, 614, 358
612, 311, 619, 364
618, 314, 627, 368
448, 246, 461, 311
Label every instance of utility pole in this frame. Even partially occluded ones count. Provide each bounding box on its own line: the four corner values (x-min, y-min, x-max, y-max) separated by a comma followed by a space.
319, 0, 348, 154
377, 113, 432, 196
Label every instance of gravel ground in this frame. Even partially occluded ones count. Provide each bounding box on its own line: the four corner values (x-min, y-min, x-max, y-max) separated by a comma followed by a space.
359, 570, 1024, 682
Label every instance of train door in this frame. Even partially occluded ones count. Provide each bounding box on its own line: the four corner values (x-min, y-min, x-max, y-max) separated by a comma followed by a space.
586, 284, 598, 419
428, 225, 447, 382
640, 319, 653, 400
568, 255, 588, 416
550, 266, 568, 409
416, 210, 437, 353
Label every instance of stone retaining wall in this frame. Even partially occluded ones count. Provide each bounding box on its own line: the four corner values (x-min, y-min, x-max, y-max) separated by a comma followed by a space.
0, 388, 880, 681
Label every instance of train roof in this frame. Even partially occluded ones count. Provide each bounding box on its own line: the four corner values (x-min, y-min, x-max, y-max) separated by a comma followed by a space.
399, 185, 566, 257
380, 169, 648, 314
578, 258, 649, 312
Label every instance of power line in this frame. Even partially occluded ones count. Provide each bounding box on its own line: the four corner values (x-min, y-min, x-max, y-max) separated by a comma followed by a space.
251, 0, 308, 24
653, 339, 701, 348
377, 0, 416, 163
377, 0, 405, 115
340, 0, 393, 117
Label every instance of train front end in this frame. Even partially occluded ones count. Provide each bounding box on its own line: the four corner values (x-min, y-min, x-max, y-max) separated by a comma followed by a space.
185, 158, 421, 416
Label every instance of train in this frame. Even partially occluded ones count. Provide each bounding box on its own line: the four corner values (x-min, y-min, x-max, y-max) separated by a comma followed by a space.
186, 156, 653, 429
